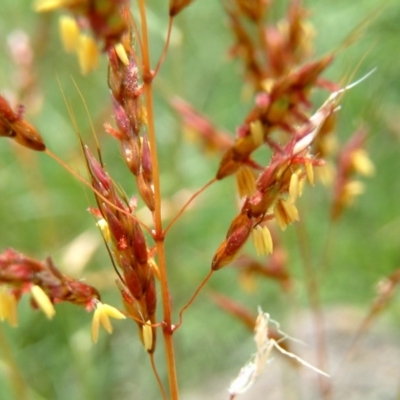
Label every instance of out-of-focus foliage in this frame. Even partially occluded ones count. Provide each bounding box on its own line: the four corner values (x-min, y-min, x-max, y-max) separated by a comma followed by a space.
0, 1, 400, 399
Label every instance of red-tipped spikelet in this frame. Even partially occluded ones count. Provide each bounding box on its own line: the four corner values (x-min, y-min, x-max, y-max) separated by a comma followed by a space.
0, 248, 101, 323
0, 95, 45, 151
84, 146, 157, 352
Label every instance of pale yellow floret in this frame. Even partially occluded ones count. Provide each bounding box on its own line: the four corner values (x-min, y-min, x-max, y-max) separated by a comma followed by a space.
261, 78, 274, 93
34, 0, 72, 12
305, 159, 314, 186
30, 285, 56, 319
236, 166, 256, 198
274, 199, 299, 231
101, 303, 126, 320
59, 15, 80, 53
91, 308, 100, 343
249, 120, 264, 147
114, 43, 129, 66
288, 172, 300, 203
97, 218, 111, 243
77, 34, 99, 75
252, 225, 273, 256
341, 180, 365, 206
351, 149, 375, 176
281, 199, 299, 222
274, 202, 287, 231
142, 320, 153, 351
0, 287, 18, 327
298, 175, 305, 197
91, 302, 126, 343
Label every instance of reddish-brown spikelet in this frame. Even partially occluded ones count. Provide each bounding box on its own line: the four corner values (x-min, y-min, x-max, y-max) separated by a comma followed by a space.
121, 138, 141, 175
131, 221, 148, 265
112, 96, 132, 138
136, 173, 156, 211
0, 95, 18, 122
84, 146, 112, 194
169, 0, 194, 17
0, 249, 100, 311
121, 259, 143, 299
141, 135, 153, 183
103, 204, 129, 250
212, 214, 253, 270
84, 144, 157, 351
0, 95, 45, 151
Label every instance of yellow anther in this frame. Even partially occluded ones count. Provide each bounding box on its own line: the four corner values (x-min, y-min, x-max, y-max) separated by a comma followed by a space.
142, 320, 153, 351
31, 285, 56, 319
114, 43, 129, 66
97, 218, 111, 243
252, 225, 273, 256
249, 120, 264, 147
236, 166, 256, 198
351, 149, 375, 176
91, 302, 126, 343
77, 34, 99, 75
0, 287, 18, 327
59, 15, 80, 53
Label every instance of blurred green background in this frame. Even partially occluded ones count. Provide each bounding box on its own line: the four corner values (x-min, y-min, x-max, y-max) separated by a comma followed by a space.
1, 0, 400, 399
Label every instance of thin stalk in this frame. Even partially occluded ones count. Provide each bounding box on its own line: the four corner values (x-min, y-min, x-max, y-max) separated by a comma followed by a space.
150, 353, 168, 400
175, 270, 214, 330
137, 1, 179, 399
153, 17, 174, 78
164, 178, 216, 235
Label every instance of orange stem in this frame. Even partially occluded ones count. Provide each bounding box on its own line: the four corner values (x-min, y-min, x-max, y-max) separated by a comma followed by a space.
137, 1, 179, 399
